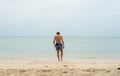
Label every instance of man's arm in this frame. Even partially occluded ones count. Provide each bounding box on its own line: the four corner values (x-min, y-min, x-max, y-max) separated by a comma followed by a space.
61, 36, 64, 48
53, 36, 56, 47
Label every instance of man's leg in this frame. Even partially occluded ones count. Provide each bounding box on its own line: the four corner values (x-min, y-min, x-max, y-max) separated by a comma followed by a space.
57, 50, 60, 61
61, 49, 63, 61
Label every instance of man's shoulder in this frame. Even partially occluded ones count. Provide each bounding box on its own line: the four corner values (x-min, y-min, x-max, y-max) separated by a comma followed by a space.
54, 35, 63, 38
54, 35, 57, 38
54, 35, 58, 39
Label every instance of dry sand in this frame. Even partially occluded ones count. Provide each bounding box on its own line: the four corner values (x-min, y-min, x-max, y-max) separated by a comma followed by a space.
0, 60, 120, 76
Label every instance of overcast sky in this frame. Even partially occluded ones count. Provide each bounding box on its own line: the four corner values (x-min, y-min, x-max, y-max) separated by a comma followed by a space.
0, 0, 120, 37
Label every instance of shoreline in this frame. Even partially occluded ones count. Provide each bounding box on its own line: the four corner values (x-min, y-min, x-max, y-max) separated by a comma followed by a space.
0, 56, 120, 62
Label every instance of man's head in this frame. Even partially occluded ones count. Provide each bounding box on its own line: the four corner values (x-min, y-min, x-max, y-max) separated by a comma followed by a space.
56, 32, 60, 35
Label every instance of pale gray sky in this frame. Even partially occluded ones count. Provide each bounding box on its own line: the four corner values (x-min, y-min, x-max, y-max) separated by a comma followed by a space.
0, 0, 120, 37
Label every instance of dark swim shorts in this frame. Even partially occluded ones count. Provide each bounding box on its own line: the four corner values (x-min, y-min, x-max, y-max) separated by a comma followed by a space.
56, 43, 62, 50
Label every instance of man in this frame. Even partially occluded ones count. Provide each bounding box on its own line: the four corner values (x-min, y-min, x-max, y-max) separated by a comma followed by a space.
53, 32, 64, 62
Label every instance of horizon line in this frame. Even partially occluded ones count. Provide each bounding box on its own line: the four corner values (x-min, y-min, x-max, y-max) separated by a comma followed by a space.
0, 36, 120, 38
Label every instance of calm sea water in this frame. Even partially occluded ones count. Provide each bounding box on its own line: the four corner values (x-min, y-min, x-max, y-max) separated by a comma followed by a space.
0, 37, 120, 61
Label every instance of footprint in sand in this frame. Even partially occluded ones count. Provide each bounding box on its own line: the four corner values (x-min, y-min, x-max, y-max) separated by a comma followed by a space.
41, 70, 51, 72
62, 71, 68, 73
44, 65, 48, 67
117, 68, 120, 70
63, 65, 68, 67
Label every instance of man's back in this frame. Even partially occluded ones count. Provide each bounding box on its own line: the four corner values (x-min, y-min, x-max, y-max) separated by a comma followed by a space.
54, 35, 63, 43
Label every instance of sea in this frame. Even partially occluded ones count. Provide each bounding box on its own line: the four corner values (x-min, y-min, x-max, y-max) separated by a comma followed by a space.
0, 37, 120, 62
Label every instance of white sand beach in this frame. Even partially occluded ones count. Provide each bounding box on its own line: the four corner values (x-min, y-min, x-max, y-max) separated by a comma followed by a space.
0, 58, 120, 76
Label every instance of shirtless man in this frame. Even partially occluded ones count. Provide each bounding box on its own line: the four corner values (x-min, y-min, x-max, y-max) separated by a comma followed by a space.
53, 32, 64, 62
